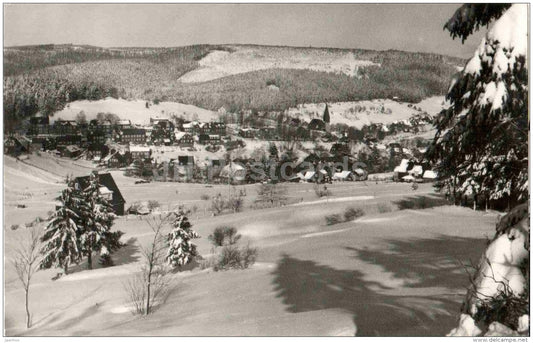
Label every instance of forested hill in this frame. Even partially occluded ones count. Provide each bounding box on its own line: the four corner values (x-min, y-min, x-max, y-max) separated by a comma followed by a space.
3, 44, 465, 131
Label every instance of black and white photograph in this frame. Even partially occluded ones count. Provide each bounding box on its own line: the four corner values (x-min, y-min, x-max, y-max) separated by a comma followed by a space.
2, 2, 530, 338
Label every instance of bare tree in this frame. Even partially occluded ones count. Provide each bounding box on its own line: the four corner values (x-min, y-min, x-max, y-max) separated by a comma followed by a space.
124, 213, 171, 315
12, 226, 43, 328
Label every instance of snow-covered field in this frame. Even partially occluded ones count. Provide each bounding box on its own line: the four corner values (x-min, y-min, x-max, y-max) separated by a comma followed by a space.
179, 46, 380, 83
287, 96, 446, 129
53, 98, 219, 125
4, 155, 501, 336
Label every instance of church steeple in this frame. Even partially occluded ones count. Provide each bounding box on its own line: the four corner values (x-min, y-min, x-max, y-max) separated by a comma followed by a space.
323, 103, 330, 124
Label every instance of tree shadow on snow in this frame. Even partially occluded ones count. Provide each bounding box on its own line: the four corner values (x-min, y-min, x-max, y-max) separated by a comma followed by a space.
271, 236, 488, 336
393, 195, 451, 211
349, 235, 489, 290
66, 237, 141, 275
111, 237, 142, 267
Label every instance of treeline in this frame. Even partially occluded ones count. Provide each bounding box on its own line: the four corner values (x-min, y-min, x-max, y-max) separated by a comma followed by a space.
4, 44, 219, 76
3, 71, 118, 131
3, 45, 221, 130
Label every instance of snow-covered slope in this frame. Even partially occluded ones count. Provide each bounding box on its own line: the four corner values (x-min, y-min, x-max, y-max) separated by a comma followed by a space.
287, 96, 446, 129
53, 98, 219, 125
179, 46, 379, 83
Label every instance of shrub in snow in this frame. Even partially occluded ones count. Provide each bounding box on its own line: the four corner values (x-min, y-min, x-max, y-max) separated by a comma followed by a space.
325, 213, 343, 226
206, 226, 257, 271
125, 213, 173, 315
124, 266, 170, 315
208, 226, 241, 247
314, 184, 331, 198
344, 207, 365, 222
147, 200, 160, 212
376, 202, 392, 213
214, 245, 257, 271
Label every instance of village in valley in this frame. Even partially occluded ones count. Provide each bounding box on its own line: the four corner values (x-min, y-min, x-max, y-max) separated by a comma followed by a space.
6, 98, 439, 189
3, 3, 529, 339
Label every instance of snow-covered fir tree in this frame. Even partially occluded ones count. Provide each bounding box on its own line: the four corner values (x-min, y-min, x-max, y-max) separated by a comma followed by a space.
436, 4, 530, 336
40, 180, 83, 274
78, 171, 122, 269
428, 4, 528, 209
166, 211, 200, 267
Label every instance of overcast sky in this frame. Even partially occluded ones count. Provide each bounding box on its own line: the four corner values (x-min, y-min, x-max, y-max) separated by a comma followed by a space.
4, 3, 486, 58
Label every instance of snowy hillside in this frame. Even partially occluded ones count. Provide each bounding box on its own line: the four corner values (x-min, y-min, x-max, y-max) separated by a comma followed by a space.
287, 96, 446, 129
54, 98, 219, 125
179, 45, 380, 83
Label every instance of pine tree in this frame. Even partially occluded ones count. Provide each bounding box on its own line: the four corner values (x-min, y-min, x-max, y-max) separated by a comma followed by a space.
166, 211, 200, 267
40, 181, 83, 274
79, 172, 122, 270
428, 4, 528, 209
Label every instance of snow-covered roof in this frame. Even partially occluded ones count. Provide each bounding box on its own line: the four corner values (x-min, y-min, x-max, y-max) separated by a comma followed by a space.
65, 145, 81, 152
423, 170, 437, 179
354, 168, 365, 176
303, 171, 316, 180
99, 186, 113, 196
130, 146, 150, 152
394, 159, 410, 173
410, 165, 423, 176
101, 152, 116, 162
333, 171, 352, 180
175, 132, 190, 140
220, 163, 246, 181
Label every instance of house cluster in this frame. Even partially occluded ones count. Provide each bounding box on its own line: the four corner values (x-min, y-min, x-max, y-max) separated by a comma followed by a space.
393, 158, 437, 183
16, 114, 229, 160
236, 105, 333, 142
144, 140, 369, 185
235, 104, 433, 144
367, 141, 429, 160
